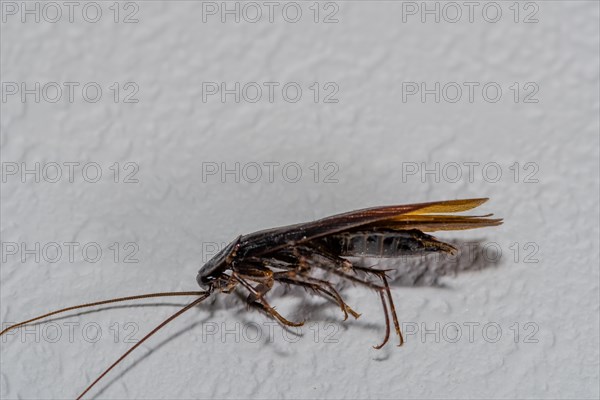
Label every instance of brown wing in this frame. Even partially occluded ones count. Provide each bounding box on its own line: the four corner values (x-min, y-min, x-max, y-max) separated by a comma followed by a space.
240, 198, 501, 257
364, 214, 502, 232
302, 197, 502, 236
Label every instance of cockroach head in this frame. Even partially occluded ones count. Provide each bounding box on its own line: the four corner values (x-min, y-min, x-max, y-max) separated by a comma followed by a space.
196, 235, 242, 289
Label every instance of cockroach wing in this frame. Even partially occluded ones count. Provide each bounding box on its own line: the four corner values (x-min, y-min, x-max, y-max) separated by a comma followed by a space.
239, 198, 502, 257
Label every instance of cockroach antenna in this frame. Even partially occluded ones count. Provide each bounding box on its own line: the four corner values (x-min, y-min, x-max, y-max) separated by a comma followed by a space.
1, 198, 502, 398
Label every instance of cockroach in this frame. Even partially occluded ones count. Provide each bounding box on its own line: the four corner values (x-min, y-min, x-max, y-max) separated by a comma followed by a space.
1, 198, 501, 399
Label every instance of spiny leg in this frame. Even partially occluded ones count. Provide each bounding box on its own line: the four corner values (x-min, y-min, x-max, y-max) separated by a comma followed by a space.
302, 252, 385, 291
292, 252, 363, 319
317, 263, 393, 348
313, 251, 402, 347
290, 245, 396, 348
300, 274, 361, 320
241, 254, 360, 321
305, 243, 403, 347
273, 270, 360, 320
213, 273, 238, 294
354, 266, 404, 346
275, 275, 347, 319
264, 249, 361, 320
374, 290, 391, 349
233, 265, 274, 303
232, 271, 304, 327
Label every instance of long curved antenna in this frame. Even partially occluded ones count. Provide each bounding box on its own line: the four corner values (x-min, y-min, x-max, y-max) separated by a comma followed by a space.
0, 291, 207, 336
77, 293, 211, 399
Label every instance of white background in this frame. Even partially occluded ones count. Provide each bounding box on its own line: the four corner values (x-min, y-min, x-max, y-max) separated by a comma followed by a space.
1, 1, 599, 399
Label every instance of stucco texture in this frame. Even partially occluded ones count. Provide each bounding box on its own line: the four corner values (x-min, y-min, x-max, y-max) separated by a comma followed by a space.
1, 1, 599, 399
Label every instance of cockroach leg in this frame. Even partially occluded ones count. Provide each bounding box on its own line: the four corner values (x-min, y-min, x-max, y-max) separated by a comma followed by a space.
259, 248, 359, 320
251, 301, 305, 327
232, 272, 304, 327
295, 246, 398, 347
354, 266, 404, 346
319, 261, 394, 348
236, 265, 275, 282
382, 273, 403, 346
1, 198, 502, 396
273, 270, 360, 320
303, 250, 385, 291
233, 266, 275, 302
217, 274, 238, 293
373, 290, 392, 349
300, 275, 361, 320
312, 244, 404, 346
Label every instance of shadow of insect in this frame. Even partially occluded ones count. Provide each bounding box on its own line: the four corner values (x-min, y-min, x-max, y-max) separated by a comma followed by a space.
1, 198, 502, 399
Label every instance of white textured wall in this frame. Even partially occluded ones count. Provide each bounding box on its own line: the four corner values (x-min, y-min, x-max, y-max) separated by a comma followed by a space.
1, 1, 599, 399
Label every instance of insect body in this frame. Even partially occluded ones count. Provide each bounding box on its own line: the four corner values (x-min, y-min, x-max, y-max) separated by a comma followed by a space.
321, 229, 458, 257
1, 198, 502, 399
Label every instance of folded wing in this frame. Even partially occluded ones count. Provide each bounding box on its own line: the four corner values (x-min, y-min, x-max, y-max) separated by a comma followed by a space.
299, 198, 501, 240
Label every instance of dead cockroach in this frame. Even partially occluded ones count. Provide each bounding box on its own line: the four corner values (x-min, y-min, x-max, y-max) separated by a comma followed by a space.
1, 198, 502, 398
